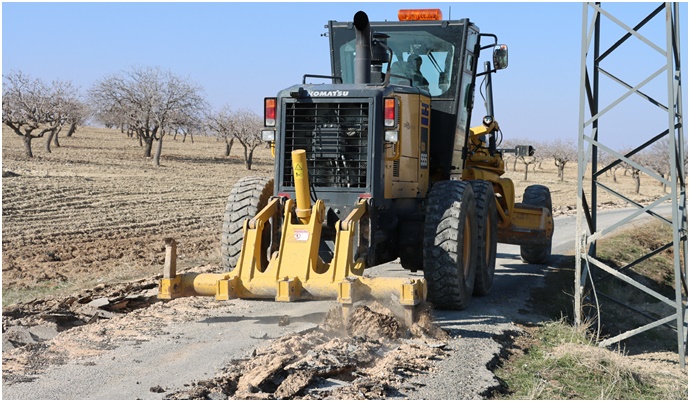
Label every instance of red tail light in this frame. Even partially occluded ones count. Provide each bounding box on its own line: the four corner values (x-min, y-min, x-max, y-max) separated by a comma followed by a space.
384, 97, 397, 128
264, 98, 276, 127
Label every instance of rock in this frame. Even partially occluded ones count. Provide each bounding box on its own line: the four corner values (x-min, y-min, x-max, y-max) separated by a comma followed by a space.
3, 337, 16, 351
87, 298, 110, 308
2, 170, 19, 177
28, 323, 59, 342
149, 385, 165, 393
4, 326, 37, 346
274, 370, 314, 399
207, 391, 227, 399
278, 315, 290, 326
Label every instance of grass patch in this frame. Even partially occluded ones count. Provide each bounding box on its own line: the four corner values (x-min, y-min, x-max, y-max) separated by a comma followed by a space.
588, 220, 682, 353
491, 220, 687, 400
493, 321, 686, 400
596, 220, 678, 295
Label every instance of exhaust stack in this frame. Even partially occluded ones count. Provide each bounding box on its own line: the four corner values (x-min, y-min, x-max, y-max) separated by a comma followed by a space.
353, 11, 371, 84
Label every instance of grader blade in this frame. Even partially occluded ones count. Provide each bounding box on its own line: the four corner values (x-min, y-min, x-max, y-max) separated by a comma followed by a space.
158, 150, 427, 325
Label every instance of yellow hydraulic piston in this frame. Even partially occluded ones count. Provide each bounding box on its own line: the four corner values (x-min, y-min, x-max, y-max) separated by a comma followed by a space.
158, 149, 427, 325
292, 150, 311, 224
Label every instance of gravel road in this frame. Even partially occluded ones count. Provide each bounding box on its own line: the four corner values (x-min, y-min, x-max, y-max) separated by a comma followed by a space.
2, 206, 670, 399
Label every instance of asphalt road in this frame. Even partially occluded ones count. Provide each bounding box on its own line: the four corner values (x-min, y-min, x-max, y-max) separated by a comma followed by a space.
2, 205, 671, 399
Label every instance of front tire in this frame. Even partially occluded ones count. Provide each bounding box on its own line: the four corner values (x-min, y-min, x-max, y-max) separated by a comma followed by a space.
423, 181, 478, 310
220, 177, 274, 271
520, 184, 552, 264
470, 181, 498, 296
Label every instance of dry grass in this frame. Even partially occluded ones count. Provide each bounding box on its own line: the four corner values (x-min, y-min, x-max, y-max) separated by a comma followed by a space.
501, 156, 671, 215
493, 321, 687, 400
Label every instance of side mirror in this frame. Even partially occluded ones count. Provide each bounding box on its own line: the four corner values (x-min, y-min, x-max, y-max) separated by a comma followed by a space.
493, 44, 508, 70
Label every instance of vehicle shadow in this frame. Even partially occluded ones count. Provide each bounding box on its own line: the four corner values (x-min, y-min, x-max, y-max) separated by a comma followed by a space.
199, 310, 326, 325
428, 253, 572, 339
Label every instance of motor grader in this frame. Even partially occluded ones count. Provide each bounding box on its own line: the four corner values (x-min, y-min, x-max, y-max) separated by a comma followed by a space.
159, 9, 553, 322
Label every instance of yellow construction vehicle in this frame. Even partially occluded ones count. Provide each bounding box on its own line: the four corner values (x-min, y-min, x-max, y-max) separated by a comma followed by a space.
159, 9, 553, 319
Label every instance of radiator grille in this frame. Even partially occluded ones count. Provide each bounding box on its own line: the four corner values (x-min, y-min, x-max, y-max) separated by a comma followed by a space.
283, 102, 369, 188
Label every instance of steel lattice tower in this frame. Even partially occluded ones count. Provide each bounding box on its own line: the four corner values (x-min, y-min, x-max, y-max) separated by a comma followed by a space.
576, 2, 687, 368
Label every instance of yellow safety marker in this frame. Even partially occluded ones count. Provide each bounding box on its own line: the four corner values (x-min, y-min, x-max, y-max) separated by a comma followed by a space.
292, 150, 312, 224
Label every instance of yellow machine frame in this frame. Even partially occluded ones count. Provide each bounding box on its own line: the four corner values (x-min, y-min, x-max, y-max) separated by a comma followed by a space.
159, 150, 426, 325
463, 121, 553, 244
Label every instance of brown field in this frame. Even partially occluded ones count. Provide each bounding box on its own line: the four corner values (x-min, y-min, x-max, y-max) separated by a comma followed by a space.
1, 126, 669, 305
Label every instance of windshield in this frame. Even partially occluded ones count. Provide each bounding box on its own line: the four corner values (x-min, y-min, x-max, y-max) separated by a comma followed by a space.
330, 23, 467, 99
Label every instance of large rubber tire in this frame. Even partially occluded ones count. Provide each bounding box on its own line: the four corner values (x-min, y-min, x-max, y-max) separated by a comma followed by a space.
423, 180, 478, 310
220, 177, 274, 271
470, 181, 498, 296
520, 184, 553, 264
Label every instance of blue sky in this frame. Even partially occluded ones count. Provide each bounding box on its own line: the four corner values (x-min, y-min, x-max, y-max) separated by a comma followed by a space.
2, 2, 687, 148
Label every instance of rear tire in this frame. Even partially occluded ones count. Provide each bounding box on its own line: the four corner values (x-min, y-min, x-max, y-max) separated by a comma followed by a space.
221, 177, 274, 271
423, 180, 478, 310
520, 184, 552, 264
470, 181, 498, 296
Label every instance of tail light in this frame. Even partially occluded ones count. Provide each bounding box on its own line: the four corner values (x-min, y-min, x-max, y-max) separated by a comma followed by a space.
384, 97, 398, 128
264, 97, 276, 127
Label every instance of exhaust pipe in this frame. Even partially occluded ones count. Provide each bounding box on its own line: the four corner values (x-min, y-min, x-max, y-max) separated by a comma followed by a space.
353, 11, 371, 85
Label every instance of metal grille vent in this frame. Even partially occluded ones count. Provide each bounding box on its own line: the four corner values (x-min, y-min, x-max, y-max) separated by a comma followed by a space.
393, 159, 400, 177
283, 102, 369, 188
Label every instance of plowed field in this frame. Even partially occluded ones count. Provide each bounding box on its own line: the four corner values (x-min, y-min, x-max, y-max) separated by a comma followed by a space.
2, 127, 274, 304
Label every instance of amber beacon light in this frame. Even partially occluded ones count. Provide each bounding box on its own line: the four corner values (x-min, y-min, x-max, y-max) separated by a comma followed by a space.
398, 9, 443, 21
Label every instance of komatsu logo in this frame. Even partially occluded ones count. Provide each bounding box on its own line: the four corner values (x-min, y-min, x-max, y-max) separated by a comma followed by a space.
307, 90, 349, 97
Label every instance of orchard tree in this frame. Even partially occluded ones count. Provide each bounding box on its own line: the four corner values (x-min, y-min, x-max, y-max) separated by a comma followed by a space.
620, 148, 647, 195
207, 107, 263, 169
648, 137, 671, 192
544, 138, 577, 181
207, 105, 236, 157
2, 71, 72, 158
44, 80, 84, 152
232, 109, 264, 170
517, 153, 539, 180
89, 66, 206, 166
598, 148, 625, 182
64, 98, 88, 138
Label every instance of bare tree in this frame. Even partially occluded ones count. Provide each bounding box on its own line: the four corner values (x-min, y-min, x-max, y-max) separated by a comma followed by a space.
620, 148, 647, 195
2, 71, 65, 158
207, 105, 236, 157
544, 138, 577, 181
65, 99, 88, 138
44, 80, 84, 152
89, 66, 206, 166
648, 137, 671, 192
517, 154, 539, 180
232, 109, 264, 170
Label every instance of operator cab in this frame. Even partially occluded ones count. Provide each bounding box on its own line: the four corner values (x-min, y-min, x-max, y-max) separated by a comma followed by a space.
327, 9, 508, 179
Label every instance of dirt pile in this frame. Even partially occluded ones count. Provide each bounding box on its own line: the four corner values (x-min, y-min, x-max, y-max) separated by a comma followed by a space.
2, 266, 222, 385
166, 302, 450, 400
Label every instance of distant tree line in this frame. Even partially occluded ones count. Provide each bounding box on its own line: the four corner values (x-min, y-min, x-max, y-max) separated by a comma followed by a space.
500, 135, 680, 195
2, 69, 683, 176
2, 68, 264, 169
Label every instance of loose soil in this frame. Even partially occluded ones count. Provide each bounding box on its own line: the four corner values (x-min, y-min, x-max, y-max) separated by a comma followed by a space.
166, 302, 450, 400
